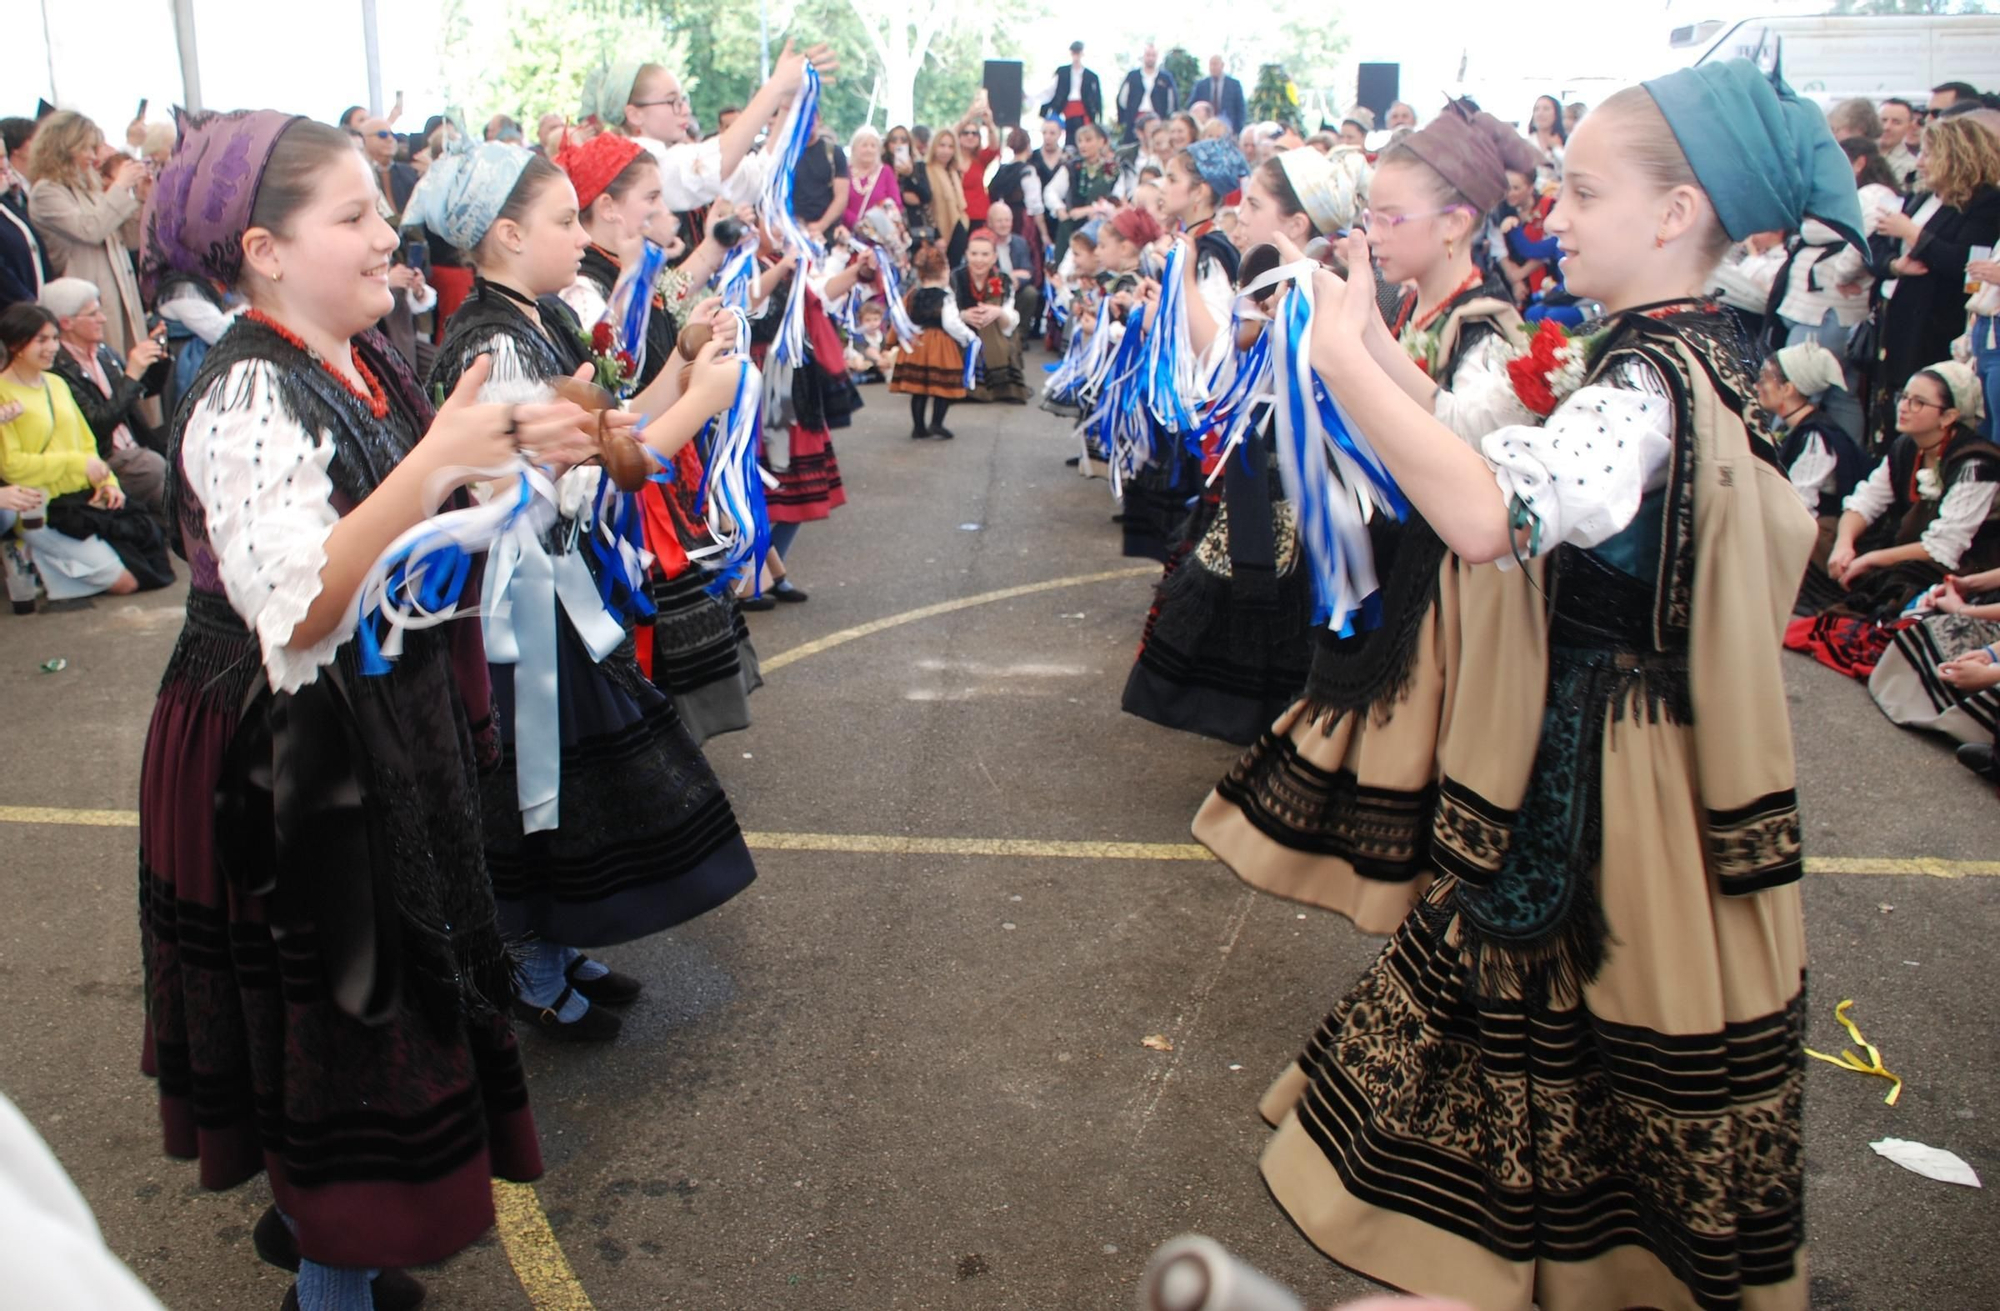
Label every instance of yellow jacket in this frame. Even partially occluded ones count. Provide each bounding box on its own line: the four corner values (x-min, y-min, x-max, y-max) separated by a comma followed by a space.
0, 372, 114, 497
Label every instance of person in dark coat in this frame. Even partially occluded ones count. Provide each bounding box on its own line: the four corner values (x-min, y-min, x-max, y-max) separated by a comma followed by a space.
1116, 43, 1178, 144
1188, 54, 1248, 132
1868, 116, 2000, 450
1038, 42, 1104, 145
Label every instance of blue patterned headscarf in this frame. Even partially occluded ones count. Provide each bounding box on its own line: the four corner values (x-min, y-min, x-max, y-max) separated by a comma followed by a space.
1183, 138, 1249, 201
402, 137, 534, 252
1643, 58, 1865, 253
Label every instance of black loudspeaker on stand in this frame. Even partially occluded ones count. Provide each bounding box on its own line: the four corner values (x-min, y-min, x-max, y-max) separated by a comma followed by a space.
983, 60, 1024, 126
1356, 63, 1400, 120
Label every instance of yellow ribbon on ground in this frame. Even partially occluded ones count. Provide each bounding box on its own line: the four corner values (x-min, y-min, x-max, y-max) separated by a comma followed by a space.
1805, 999, 1903, 1105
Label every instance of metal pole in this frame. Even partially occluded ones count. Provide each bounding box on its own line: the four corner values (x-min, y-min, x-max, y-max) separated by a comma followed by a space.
171, 0, 204, 112
758, 0, 771, 83
361, 0, 384, 116
39, 0, 59, 105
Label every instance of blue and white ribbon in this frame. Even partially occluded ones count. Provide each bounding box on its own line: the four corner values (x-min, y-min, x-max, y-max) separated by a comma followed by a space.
688, 328, 775, 594
610, 238, 671, 393
354, 461, 553, 675
871, 242, 919, 342
1140, 241, 1206, 432
1268, 265, 1408, 634
1197, 314, 1274, 485
757, 65, 826, 369
717, 241, 759, 314
353, 454, 639, 834
586, 465, 656, 622
961, 330, 984, 390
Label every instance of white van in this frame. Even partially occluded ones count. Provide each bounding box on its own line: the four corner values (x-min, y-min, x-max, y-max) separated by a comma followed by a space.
1678, 13, 2000, 106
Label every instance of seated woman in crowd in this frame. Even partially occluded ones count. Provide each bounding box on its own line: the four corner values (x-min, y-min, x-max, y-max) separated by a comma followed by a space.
1757, 340, 1869, 541
954, 230, 1027, 404
1790, 359, 2000, 677
1869, 566, 2000, 748
38, 277, 169, 522
0, 303, 170, 601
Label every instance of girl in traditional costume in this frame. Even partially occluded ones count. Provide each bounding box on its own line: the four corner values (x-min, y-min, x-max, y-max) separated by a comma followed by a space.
1787, 358, 2000, 677
1250, 61, 1851, 1310
1123, 139, 1320, 745
742, 232, 868, 591
556, 131, 762, 742
1193, 113, 1539, 932
411, 139, 753, 1043
1754, 339, 1868, 561
889, 243, 973, 439
135, 111, 599, 1310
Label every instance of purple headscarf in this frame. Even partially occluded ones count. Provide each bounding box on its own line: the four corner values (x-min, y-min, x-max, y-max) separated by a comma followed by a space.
1398, 99, 1544, 215
141, 108, 302, 296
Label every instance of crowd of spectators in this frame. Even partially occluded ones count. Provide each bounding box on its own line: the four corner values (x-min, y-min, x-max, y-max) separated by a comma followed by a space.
12, 52, 2000, 784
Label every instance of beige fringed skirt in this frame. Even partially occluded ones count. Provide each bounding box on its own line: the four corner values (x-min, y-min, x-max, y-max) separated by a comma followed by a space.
1256, 699, 1810, 1311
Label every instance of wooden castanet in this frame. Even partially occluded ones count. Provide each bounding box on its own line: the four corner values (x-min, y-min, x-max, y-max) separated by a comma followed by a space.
548, 374, 650, 493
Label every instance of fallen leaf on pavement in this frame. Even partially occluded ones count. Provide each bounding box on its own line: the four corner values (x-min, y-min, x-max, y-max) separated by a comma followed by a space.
1141, 1034, 1174, 1052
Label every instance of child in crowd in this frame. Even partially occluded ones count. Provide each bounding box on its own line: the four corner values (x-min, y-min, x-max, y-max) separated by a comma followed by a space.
888, 244, 974, 439
845, 299, 888, 383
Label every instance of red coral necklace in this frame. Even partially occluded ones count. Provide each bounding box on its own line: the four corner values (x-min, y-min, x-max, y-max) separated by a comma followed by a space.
244, 309, 389, 419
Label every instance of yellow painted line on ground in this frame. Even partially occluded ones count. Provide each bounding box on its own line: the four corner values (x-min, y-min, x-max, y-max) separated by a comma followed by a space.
741, 830, 1216, 861
1807, 855, 2000, 879
0, 804, 138, 827
759, 564, 1158, 672
492, 1180, 596, 1311
4, 803, 1999, 879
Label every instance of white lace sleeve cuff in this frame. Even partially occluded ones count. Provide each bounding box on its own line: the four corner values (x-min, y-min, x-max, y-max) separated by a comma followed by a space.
1481, 361, 1675, 562
181, 361, 348, 693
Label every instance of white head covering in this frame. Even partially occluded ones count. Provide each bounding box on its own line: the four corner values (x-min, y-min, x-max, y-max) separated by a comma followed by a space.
1924, 358, 1987, 425
38, 277, 100, 320
1773, 340, 1845, 398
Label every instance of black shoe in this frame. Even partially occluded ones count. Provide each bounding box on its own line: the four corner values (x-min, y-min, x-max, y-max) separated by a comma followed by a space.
772, 585, 809, 604
280, 1276, 426, 1311
1957, 742, 1999, 780
1063, 455, 1082, 467
511, 988, 622, 1042
910, 427, 932, 440
254, 1204, 299, 1272
739, 594, 777, 612
930, 425, 955, 440
566, 955, 642, 1006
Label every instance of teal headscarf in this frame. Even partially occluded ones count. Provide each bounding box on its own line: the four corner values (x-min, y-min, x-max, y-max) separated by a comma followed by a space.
402, 137, 534, 253
581, 60, 646, 130
1643, 58, 1865, 253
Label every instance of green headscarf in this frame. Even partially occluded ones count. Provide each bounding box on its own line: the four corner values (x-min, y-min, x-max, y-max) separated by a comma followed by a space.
581, 60, 646, 130
1642, 58, 1865, 254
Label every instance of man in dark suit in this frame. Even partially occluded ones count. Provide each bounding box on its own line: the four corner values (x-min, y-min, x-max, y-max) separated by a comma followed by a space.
1188, 54, 1247, 133
1116, 43, 1178, 144
1038, 41, 1103, 145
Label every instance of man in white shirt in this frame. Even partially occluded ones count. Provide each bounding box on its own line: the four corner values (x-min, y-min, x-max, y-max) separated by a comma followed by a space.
1880, 98, 1920, 191
1037, 42, 1104, 145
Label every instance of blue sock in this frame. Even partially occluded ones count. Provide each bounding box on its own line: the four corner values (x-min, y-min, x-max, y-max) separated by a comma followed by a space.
518, 940, 589, 1022
565, 947, 609, 981
772, 577, 796, 593
296, 1257, 377, 1311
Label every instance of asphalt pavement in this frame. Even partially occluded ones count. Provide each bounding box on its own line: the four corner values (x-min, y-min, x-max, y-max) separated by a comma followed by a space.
1, 363, 1996, 1311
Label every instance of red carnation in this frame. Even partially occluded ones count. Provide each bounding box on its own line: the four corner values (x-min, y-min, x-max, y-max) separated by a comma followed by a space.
591, 321, 615, 352
616, 349, 636, 373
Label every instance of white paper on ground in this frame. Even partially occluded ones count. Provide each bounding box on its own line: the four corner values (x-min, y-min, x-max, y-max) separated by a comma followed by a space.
1870, 1138, 1983, 1188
